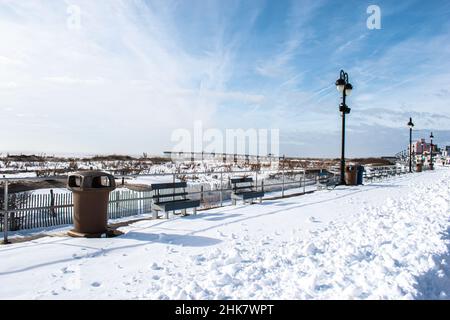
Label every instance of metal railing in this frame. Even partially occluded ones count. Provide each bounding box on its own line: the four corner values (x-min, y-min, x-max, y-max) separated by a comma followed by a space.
0, 168, 318, 239
0, 164, 410, 242
363, 165, 408, 181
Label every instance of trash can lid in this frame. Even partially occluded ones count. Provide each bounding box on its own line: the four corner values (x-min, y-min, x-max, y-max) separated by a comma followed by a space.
68, 170, 113, 178
67, 171, 116, 191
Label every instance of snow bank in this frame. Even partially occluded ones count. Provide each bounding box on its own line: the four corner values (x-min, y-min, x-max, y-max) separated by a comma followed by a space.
0, 168, 449, 299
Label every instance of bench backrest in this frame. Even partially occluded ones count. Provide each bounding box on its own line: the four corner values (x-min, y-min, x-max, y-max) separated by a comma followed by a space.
151, 182, 188, 203
230, 177, 255, 192
230, 177, 253, 184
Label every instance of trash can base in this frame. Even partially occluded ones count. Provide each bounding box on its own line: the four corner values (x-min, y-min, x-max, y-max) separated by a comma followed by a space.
68, 228, 121, 238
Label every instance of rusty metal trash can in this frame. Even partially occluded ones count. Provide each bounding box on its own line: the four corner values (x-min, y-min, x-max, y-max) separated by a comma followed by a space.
345, 165, 358, 186
416, 163, 423, 172
67, 171, 116, 238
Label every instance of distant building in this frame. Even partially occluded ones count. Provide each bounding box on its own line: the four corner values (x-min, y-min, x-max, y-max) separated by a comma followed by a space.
409, 138, 438, 155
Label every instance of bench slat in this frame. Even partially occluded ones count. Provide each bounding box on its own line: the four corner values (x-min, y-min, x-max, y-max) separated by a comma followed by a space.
232, 191, 264, 200
152, 192, 188, 199
154, 198, 191, 205
232, 185, 254, 190
151, 182, 187, 190
153, 199, 201, 212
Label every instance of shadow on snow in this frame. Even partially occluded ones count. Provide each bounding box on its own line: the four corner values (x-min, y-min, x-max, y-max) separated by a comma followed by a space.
414, 226, 450, 300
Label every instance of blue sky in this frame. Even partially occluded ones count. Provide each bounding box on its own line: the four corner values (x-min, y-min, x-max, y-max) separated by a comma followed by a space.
0, 0, 450, 157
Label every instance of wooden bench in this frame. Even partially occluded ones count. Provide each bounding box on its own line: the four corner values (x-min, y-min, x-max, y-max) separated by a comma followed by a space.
230, 177, 264, 205
151, 182, 200, 219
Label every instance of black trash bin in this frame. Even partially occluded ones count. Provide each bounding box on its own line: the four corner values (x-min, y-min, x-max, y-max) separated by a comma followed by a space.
357, 165, 364, 185
67, 171, 116, 238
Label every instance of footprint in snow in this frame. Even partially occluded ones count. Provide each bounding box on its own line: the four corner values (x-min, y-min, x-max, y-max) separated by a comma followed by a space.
91, 282, 102, 288
61, 266, 77, 274
166, 247, 178, 254
150, 263, 163, 270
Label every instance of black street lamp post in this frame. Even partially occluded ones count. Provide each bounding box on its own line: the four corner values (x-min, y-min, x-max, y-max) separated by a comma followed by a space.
335, 70, 353, 185
430, 132, 434, 170
407, 118, 414, 173
421, 142, 425, 163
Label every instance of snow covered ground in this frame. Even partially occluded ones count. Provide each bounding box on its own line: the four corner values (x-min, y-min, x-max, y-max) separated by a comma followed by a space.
1, 168, 450, 300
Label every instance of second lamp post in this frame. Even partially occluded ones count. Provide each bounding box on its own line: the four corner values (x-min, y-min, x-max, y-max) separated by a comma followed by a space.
336, 70, 353, 185
407, 117, 414, 173
430, 132, 434, 170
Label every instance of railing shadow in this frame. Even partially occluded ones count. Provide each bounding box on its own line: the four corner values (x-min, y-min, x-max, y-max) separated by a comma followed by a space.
202, 213, 243, 222
123, 231, 221, 247
361, 184, 403, 188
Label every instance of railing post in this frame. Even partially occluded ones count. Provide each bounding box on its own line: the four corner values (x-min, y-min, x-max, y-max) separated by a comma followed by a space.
299, 171, 302, 188
303, 170, 306, 194
50, 189, 55, 217
116, 191, 120, 213
219, 171, 223, 207
172, 171, 176, 202
3, 180, 9, 244
200, 185, 204, 204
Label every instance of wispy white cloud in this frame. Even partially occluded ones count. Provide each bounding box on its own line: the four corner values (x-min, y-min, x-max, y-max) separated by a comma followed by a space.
0, 55, 25, 66
0, 81, 18, 89
335, 34, 367, 53
0, 0, 262, 154
1, 0, 449, 157
43, 76, 106, 85
255, 0, 325, 80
